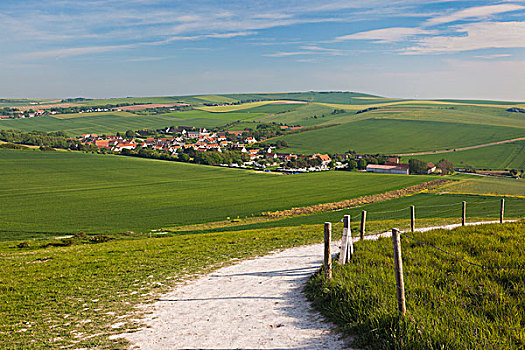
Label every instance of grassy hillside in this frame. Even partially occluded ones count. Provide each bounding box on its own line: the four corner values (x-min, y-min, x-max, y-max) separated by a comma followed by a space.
440, 176, 525, 197
275, 118, 525, 154
0, 110, 263, 136
412, 141, 525, 170
0, 224, 330, 349
306, 221, 525, 349
0, 149, 432, 238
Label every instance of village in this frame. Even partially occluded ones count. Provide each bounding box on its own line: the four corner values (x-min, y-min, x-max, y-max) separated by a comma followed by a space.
78, 126, 441, 175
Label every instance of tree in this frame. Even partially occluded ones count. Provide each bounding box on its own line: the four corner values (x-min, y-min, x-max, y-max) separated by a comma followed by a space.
125, 130, 135, 138
409, 159, 427, 175
347, 160, 358, 170
357, 158, 367, 170
437, 159, 455, 175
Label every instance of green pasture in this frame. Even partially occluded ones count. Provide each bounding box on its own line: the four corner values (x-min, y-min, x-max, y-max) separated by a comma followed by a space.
170, 192, 525, 235
276, 118, 525, 154
0, 224, 331, 349
0, 110, 265, 136
412, 141, 525, 170
0, 149, 432, 238
441, 176, 525, 197
306, 221, 525, 349
233, 102, 306, 114
192, 95, 239, 103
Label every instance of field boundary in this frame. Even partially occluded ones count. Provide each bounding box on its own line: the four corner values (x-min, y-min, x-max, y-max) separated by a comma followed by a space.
262, 179, 451, 218
396, 136, 525, 156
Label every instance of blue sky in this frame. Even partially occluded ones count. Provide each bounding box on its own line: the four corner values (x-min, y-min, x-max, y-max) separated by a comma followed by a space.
1, 0, 524, 100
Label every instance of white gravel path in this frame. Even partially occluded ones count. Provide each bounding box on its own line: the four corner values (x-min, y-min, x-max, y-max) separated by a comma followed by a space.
123, 220, 514, 349
124, 243, 350, 349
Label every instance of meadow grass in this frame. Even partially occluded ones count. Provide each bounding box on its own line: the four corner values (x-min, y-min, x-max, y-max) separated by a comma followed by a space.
305, 221, 525, 349
166, 192, 525, 235
440, 176, 525, 197
0, 110, 263, 135
276, 118, 525, 154
196, 100, 300, 112
0, 149, 432, 238
411, 140, 525, 170
0, 224, 335, 349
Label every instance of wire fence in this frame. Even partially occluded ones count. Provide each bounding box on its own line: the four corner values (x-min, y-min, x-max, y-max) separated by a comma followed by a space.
323, 197, 524, 349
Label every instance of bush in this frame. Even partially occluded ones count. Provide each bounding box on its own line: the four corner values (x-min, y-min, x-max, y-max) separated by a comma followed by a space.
16, 242, 30, 249
89, 234, 113, 243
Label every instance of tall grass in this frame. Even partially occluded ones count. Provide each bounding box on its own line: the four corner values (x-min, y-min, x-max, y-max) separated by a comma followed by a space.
305, 221, 525, 349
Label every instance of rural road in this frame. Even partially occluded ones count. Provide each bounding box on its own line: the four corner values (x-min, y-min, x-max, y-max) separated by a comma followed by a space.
395, 136, 525, 156
122, 220, 511, 350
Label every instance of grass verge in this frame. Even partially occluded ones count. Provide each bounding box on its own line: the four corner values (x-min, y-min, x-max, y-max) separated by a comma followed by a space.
305, 221, 525, 349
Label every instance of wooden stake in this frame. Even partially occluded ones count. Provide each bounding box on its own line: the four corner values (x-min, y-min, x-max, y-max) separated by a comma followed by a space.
462, 201, 467, 226
392, 228, 406, 316
410, 205, 415, 232
324, 222, 332, 279
339, 215, 353, 264
360, 210, 367, 240
500, 198, 505, 224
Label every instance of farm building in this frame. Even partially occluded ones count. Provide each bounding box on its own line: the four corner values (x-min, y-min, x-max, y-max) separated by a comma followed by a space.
366, 164, 409, 175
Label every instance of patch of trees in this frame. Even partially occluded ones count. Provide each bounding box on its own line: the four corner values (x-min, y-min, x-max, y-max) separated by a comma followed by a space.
134, 106, 193, 115
121, 147, 249, 166
60, 98, 93, 103
355, 107, 380, 114
506, 107, 525, 113
241, 123, 285, 140
284, 157, 322, 169
0, 130, 97, 151
409, 159, 428, 175
331, 109, 346, 115
436, 159, 455, 175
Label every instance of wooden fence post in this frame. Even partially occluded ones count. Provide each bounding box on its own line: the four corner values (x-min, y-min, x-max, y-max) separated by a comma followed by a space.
339, 215, 353, 264
462, 201, 467, 226
410, 205, 415, 232
392, 228, 406, 317
324, 222, 332, 279
360, 211, 367, 240
500, 198, 505, 224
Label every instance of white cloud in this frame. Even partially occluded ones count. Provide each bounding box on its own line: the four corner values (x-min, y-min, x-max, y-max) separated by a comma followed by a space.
426, 4, 525, 26
403, 21, 525, 54
334, 27, 436, 43
474, 54, 512, 59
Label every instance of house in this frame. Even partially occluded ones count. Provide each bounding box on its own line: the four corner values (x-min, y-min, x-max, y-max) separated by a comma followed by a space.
186, 130, 201, 139
312, 154, 331, 166
366, 164, 409, 175
244, 137, 257, 144
94, 139, 111, 149
387, 157, 400, 164
427, 162, 437, 174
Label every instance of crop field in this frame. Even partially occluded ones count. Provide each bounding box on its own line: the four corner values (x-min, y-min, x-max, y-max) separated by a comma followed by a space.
412, 140, 525, 170
196, 100, 303, 112
192, 95, 240, 103
0, 110, 265, 135
306, 221, 525, 349
168, 186, 525, 235
0, 149, 433, 239
275, 118, 525, 154
440, 176, 525, 197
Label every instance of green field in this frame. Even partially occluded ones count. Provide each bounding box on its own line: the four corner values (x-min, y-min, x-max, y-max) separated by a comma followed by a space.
0, 110, 264, 136
306, 221, 525, 349
441, 176, 525, 197
412, 141, 525, 170
0, 149, 432, 238
275, 118, 525, 154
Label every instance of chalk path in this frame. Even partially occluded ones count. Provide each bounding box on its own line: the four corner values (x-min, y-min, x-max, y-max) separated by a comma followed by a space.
123, 220, 510, 349
124, 243, 349, 349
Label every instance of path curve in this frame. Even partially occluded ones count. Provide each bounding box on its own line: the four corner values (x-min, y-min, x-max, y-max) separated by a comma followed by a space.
123, 220, 513, 349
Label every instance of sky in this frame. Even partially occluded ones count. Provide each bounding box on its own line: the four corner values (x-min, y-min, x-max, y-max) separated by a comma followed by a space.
1, 0, 524, 100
